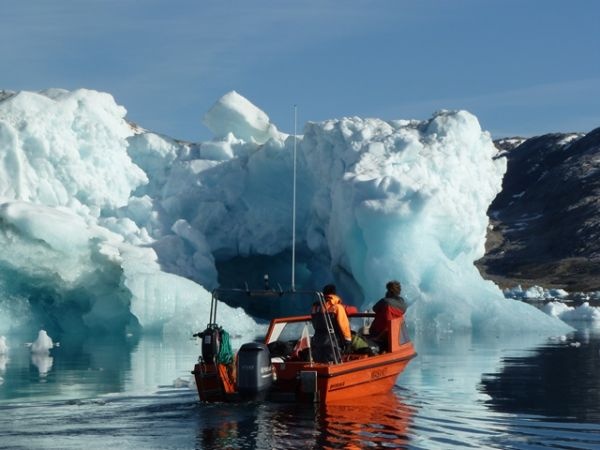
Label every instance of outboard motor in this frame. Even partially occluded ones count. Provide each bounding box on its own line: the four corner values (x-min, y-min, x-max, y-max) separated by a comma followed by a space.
196, 326, 221, 362
236, 342, 273, 399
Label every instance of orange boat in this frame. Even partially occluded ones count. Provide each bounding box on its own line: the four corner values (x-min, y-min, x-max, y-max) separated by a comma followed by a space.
192, 288, 416, 404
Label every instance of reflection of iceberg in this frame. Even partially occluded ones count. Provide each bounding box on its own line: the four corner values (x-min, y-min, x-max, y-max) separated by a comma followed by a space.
401, 332, 552, 401
481, 327, 600, 423
31, 353, 53, 378
0, 336, 8, 386
397, 331, 556, 447
29, 330, 55, 378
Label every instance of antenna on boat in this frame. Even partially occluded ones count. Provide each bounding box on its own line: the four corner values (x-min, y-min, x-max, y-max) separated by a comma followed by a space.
291, 104, 298, 292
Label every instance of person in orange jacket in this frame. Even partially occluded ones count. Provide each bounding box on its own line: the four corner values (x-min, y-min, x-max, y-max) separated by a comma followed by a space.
321, 284, 353, 340
311, 284, 352, 357
322, 284, 359, 314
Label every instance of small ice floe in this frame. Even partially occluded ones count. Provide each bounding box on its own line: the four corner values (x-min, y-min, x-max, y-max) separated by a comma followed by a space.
173, 376, 195, 389
504, 285, 569, 301
29, 330, 56, 354
0, 336, 8, 355
569, 342, 581, 348
542, 302, 600, 322
26, 330, 57, 378
0, 336, 7, 372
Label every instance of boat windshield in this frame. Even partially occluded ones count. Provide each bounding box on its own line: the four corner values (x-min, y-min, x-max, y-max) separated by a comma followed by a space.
266, 320, 313, 344
266, 314, 374, 345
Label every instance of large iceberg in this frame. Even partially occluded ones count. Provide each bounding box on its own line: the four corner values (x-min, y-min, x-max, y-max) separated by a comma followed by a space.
0, 89, 257, 337
0, 88, 571, 337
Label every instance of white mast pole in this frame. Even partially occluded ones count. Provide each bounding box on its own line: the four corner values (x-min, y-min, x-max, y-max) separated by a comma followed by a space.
291, 105, 297, 291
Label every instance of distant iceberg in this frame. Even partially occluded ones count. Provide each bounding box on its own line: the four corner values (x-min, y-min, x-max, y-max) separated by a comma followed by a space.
30, 330, 54, 354
0, 336, 7, 355
542, 301, 600, 322
0, 88, 572, 337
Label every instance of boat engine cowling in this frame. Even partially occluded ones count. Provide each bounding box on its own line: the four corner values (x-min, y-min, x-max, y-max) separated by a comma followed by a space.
236, 342, 273, 399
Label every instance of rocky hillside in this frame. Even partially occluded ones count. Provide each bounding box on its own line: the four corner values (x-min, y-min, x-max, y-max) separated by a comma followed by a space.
476, 126, 600, 292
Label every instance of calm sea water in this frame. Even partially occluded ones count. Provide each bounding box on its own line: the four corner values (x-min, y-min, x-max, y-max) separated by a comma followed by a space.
1, 323, 599, 449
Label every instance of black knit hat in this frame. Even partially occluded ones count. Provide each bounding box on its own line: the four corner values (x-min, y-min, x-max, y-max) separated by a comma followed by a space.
386, 280, 401, 297
322, 284, 336, 295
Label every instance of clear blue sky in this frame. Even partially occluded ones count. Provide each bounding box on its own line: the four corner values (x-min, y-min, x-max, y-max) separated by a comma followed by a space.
2, 0, 599, 142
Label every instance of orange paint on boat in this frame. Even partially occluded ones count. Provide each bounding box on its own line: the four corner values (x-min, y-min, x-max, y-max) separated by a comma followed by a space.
193, 308, 416, 404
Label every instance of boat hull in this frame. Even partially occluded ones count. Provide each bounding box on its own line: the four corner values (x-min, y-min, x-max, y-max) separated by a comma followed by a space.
318, 354, 414, 403
192, 304, 417, 404
193, 344, 416, 404
271, 344, 416, 403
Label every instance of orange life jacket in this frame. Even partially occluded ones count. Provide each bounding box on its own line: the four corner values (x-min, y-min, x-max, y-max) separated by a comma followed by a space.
312, 294, 352, 341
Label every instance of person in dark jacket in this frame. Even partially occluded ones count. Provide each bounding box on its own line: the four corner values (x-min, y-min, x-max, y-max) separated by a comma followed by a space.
369, 280, 407, 351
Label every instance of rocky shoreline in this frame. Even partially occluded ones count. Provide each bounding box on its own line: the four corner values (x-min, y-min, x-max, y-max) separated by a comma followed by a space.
476, 126, 600, 293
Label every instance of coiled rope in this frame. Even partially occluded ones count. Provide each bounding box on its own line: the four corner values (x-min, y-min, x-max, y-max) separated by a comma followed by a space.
216, 327, 234, 365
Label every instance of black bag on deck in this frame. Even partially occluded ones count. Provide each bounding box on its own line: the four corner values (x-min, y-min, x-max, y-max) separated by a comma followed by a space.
200, 327, 221, 362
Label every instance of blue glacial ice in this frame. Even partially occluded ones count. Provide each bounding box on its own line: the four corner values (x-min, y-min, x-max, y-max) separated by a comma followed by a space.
0, 89, 572, 337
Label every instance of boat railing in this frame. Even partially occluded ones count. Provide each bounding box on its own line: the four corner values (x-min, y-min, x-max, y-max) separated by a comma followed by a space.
209, 288, 343, 362
207, 288, 412, 365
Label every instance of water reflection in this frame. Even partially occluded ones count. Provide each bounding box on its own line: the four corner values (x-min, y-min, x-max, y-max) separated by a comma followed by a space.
1, 327, 600, 449
318, 392, 413, 449
481, 326, 600, 422
0, 334, 141, 401
195, 391, 414, 449
31, 353, 53, 378
403, 329, 552, 403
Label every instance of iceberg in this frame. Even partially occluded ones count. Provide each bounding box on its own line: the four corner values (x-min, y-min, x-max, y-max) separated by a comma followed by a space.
0, 89, 258, 338
0, 336, 7, 374
0, 88, 571, 338
30, 330, 54, 354
542, 301, 600, 322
